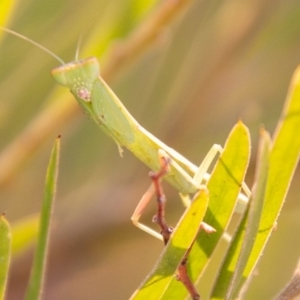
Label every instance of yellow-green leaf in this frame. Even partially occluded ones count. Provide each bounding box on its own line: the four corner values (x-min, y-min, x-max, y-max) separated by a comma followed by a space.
242, 63, 300, 282
211, 129, 271, 299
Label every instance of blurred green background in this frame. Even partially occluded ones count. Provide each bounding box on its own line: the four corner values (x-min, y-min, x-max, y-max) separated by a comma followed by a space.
1, 0, 300, 299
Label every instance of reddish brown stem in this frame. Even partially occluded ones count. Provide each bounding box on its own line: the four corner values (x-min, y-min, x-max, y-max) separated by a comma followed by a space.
177, 245, 200, 300
150, 155, 200, 299
149, 156, 173, 245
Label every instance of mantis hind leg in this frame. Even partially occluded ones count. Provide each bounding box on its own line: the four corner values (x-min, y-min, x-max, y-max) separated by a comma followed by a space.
131, 150, 173, 242
131, 183, 164, 241
179, 144, 224, 208
131, 149, 215, 241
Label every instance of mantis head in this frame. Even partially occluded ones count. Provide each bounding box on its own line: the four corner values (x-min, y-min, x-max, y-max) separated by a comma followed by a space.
0, 27, 100, 103
51, 57, 100, 102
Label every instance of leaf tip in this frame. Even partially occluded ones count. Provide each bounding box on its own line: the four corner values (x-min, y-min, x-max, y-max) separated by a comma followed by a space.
235, 119, 250, 139
236, 119, 248, 131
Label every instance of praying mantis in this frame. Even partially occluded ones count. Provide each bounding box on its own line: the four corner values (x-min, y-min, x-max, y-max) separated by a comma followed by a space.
52, 55, 252, 238
1, 27, 251, 298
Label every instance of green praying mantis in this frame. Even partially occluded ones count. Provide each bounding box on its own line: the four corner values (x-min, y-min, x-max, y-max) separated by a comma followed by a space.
0, 27, 251, 242
1, 26, 252, 299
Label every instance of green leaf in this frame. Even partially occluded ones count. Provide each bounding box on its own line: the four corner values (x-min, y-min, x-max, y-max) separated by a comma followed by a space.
211, 64, 300, 299
154, 121, 251, 299
239, 63, 300, 285
211, 128, 271, 299
0, 214, 11, 300
130, 187, 209, 299
25, 137, 60, 300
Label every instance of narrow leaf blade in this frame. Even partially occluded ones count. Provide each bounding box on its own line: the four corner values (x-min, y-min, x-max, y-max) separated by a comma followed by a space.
25, 137, 60, 300
211, 129, 271, 299
242, 64, 300, 280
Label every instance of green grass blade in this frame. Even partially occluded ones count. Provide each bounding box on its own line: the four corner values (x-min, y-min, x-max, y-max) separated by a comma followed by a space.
25, 137, 60, 300
211, 129, 271, 299
0, 214, 11, 300
159, 121, 251, 299
130, 187, 209, 300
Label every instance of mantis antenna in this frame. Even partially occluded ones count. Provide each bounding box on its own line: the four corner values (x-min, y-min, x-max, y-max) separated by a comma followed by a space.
0, 26, 65, 65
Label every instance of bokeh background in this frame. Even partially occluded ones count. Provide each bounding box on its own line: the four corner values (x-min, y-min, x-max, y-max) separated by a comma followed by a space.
1, 0, 300, 299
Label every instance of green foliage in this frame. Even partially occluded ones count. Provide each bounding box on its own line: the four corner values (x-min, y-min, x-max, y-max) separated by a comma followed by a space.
211, 129, 271, 299
131, 66, 300, 298
158, 121, 251, 299
211, 65, 300, 300
1, 1, 300, 300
